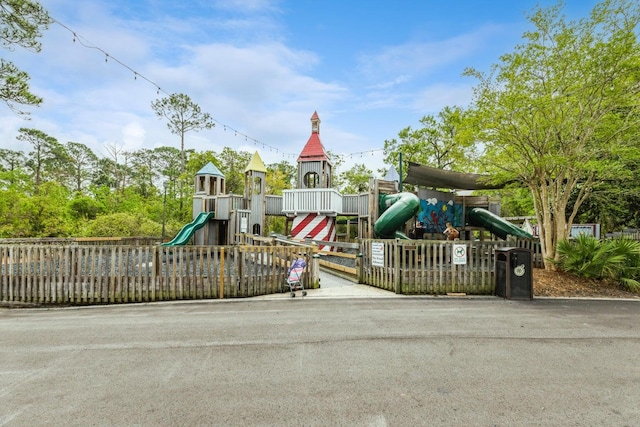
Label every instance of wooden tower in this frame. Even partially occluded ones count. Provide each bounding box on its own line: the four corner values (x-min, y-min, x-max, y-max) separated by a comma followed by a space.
296, 111, 333, 189
193, 162, 225, 245
289, 111, 336, 249
244, 151, 267, 236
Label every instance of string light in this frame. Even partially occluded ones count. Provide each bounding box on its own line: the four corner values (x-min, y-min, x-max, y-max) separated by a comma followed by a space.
50, 17, 388, 162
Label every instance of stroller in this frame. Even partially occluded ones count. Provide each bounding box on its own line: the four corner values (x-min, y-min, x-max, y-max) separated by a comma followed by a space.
284, 255, 307, 297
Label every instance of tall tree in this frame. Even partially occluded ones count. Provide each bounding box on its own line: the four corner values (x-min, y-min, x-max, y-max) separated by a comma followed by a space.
216, 147, 251, 195
17, 127, 63, 193
103, 142, 132, 193
0, 0, 51, 116
151, 93, 214, 175
0, 148, 27, 187
128, 148, 156, 198
152, 146, 183, 223
464, 0, 640, 268
383, 106, 478, 175
154, 145, 182, 188
65, 141, 98, 193
91, 157, 119, 189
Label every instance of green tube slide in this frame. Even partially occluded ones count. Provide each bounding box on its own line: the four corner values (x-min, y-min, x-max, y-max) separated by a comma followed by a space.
373, 192, 420, 239
161, 211, 215, 246
467, 207, 533, 240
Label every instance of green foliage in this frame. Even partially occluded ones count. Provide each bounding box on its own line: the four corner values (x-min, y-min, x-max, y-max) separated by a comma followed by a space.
0, 181, 72, 237
465, 0, 640, 268
266, 161, 296, 194
83, 212, 157, 237
569, 159, 640, 233
554, 234, 640, 292
0, 125, 299, 238
383, 106, 478, 174
18, 127, 64, 191
495, 187, 535, 218
0, 0, 51, 116
216, 148, 251, 194
265, 216, 285, 235
68, 195, 105, 220
65, 141, 98, 193
0, 148, 30, 191
338, 163, 372, 194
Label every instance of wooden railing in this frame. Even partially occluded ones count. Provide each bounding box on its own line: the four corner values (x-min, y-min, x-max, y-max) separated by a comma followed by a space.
341, 193, 369, 216
0, 237, 161, 246
282, 188, 343, 215
265, 195, 284, 216
0, 244, 319, 305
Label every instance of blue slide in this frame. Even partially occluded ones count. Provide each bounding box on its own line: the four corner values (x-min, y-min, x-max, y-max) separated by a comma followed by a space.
161, 211, 215, 246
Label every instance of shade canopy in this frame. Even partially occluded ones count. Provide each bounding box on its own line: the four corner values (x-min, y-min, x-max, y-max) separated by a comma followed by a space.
403, 162, 505, 190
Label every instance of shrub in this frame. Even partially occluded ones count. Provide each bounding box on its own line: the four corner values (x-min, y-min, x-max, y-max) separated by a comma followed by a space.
84, 213, 147, 237
554, 234, 640, 292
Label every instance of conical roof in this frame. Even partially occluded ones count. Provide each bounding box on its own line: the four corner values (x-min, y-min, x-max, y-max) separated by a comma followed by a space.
383, 165, 400, 182
196, 161, 224, 177
297, 133, 331, 163
245, 151, 267, 173
297, 111, 331, 164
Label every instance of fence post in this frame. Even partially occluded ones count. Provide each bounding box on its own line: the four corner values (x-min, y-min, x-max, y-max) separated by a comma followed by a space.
219, 247, 225, 298
394, 239, 401, 294
311, 254, 320, 288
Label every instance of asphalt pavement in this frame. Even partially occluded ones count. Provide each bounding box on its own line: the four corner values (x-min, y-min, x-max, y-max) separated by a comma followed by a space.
1, 273, 640, 426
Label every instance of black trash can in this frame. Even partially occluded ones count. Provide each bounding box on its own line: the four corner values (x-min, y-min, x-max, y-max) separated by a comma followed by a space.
495, 247, 533, 300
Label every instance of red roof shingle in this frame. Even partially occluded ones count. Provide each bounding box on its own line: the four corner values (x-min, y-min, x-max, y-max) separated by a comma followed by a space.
297, 133, 330, 162
297, 111, 331, 163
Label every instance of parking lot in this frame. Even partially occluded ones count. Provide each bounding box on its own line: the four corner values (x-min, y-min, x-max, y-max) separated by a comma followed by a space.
2, 291, 639, 426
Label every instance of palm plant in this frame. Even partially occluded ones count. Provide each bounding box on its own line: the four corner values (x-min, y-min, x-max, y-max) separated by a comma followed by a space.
609, 238, 640, 292
553, 234, 640, 292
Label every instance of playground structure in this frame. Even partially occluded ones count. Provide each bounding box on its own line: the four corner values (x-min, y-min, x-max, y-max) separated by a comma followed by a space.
162, 111, 532, 249
0, 112, 537, 306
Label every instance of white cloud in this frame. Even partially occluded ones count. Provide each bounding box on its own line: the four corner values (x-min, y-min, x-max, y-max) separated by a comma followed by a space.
121, 122, 147, 151
411, 83, 475, 114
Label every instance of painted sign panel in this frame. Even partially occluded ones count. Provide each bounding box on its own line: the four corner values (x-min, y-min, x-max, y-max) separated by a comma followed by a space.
453, 244, 467, 265
371, 242, 385, 267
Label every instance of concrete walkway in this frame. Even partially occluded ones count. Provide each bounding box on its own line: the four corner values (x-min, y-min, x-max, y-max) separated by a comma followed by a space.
255, 270, 400, 299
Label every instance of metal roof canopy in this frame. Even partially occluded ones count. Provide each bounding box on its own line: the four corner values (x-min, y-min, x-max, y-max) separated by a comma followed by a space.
403, 162, 505, 190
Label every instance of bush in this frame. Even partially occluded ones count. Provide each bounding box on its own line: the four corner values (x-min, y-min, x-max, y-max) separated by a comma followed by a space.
83, 213, 159, 237
554, 234, 640, 292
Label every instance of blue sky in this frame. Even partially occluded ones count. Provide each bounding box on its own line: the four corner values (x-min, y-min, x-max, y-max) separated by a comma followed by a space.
3, 0, 600, 175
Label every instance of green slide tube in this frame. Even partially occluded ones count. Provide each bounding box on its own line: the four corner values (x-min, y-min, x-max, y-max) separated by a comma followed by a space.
467, 207, 533, 240
374, 192, 420, 239
161, 211, 215, 246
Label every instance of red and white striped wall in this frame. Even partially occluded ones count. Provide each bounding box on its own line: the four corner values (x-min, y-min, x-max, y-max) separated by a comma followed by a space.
291, 213, 336, 251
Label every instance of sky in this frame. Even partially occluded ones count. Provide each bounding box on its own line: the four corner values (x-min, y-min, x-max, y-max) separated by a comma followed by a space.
3, 0, 601, 177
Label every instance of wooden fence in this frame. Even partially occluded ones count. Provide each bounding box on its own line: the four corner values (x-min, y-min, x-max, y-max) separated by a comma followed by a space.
0, 237, 162, 246
359, 239, 541, 295
0, 244, 318, 305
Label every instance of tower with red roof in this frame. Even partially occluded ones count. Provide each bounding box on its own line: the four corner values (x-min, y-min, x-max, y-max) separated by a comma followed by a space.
287, 112, 337, 250
296, 111, 333, 189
